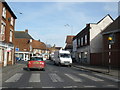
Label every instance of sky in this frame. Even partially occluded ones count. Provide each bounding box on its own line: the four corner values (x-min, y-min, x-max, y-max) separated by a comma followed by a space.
7, 1, 118, 47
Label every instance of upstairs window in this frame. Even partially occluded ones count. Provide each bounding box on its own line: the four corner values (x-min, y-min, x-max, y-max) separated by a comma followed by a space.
85, 35, 87, 44
2, 7, 6, 19
0, 22, 6, 34
9, 29, 13, 42
78, 39, 80, 46
81, 37, 83, 46
10, 17, 14, 26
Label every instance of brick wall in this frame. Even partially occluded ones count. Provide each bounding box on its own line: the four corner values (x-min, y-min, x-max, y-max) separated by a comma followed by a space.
14, 38, 30, 52
103, 32, 120, 67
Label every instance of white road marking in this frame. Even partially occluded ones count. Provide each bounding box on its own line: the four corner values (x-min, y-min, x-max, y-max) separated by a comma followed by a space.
106, 85, 116, 87
65, 74, 82, 82
49, 73, 64, 82
18, 87, 33, 88
5, 73, 23, 82
84, 86, 96, 88
42, 87, 55, 88
79, 74, 104, 81
94, 74, 120, 82
29, 73, 40, 82
63, 86, 78, 88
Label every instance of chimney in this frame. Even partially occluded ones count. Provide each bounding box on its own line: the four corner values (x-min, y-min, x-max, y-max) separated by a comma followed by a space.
25, 29, 28, 33
86, 24, 90, 27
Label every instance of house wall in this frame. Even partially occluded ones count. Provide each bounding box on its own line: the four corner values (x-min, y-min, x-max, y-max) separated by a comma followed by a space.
90, 16, 113, 53
0, 2, 2, 32
14, 38, 30, 52
103, 32, 120, 67
77, 46, 90, 64
89, 16, 113, 65
0, 2, 16, 67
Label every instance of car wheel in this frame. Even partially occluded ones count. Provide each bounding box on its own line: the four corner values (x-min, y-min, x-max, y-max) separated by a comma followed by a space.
58, 62, 61, 66
42, 68, 45, 71
27, 68, 30, 71
54, 61, 56, 65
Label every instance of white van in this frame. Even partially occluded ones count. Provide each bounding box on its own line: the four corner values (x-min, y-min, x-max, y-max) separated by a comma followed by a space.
53, 50, 72, 66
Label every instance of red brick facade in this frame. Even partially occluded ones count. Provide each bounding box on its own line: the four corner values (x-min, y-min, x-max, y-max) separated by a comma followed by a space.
0, 2, 17, 67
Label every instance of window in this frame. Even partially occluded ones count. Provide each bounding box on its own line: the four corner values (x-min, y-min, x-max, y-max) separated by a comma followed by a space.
2, 7, 6, 18
0, 48, 2, 62
9, 29, 13, 42
85, 35, 87, 44
0, 22, 6, 34
81, 37, 83, 46
30, 57, 43, 61
10, 17, 14, 26
9, 52, 12, 61
78, 39, 80, 46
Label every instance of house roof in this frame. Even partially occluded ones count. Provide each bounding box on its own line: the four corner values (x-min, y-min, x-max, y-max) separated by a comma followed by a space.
65, 35, 75, 44
2, 2, 17, 19
65, 44, 73, 50
102, 16, 120, 34
31, 40, 46, 50
14, 31, 33, 39
73, 24, 90, 40
73, 14, 114, 40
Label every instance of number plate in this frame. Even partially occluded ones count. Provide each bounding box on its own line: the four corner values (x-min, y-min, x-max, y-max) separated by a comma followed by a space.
34, 62, 40, 64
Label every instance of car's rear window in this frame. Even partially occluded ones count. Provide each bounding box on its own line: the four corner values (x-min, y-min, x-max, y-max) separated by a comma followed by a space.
30, 57, 43, 61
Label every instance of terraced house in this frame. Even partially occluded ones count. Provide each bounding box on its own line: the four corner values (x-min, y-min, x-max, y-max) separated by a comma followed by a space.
0, 1, 17, 67
73, 14, 113, 65
14, 30, 33, 61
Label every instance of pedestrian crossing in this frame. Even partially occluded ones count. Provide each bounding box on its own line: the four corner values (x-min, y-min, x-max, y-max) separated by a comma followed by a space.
5, 73, 23, 82
79, 74, 104, 81
29, 73, 40, 82
4, 72, 115, 83
65, 74, 82, 82
49, 73, 64, 82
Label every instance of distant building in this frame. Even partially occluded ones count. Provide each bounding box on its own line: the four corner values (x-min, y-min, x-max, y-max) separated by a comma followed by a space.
73, 14, 113, 64
65, 35, 75, 52
31, 40, 50, 59
14, 30, 33, 61
0, 2, 17, 67
102, 16, 120, 67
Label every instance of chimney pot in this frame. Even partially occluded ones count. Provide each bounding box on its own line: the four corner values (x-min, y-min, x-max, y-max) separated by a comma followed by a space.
25, 29, 28, 33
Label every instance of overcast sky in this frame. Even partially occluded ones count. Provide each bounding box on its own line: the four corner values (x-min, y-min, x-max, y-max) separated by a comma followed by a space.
8, 2, 118, 47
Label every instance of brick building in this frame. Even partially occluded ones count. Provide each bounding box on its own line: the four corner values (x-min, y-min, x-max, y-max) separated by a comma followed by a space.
65, 35, 75, 52
102, 16, 120, 67
14, 30, 33, 61
0, 1, 17, 67
31, 40, 50, 60
73, 15, 113, 64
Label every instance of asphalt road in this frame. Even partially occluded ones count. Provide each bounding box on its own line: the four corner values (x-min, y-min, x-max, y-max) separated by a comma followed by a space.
2, 60, 119, 89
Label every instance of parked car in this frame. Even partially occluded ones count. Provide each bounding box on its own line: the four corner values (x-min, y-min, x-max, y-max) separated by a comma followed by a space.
16, 57, 21, 61
27, 57, 46, 71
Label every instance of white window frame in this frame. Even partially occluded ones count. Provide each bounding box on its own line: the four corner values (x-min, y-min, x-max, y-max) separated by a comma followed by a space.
2, 7, 6, 18
85, 35, 87, 44
9, 29, 13, 42
10, 17, 14, 26
0, 48, 2, 62
0, 20, 6, 34
81, 37, 83, 46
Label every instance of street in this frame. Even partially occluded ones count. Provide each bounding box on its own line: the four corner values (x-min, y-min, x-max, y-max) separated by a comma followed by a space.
2, 60, 119, 89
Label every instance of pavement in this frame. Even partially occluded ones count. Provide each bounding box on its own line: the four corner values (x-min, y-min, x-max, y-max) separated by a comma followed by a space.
72, 62, 120, 79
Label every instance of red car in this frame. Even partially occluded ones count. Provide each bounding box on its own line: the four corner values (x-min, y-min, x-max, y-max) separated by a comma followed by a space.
27, 57, 46, 71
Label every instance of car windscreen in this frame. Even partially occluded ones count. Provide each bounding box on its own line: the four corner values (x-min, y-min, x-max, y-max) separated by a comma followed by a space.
30, 57, 43, 61
60, 54, 71, 58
